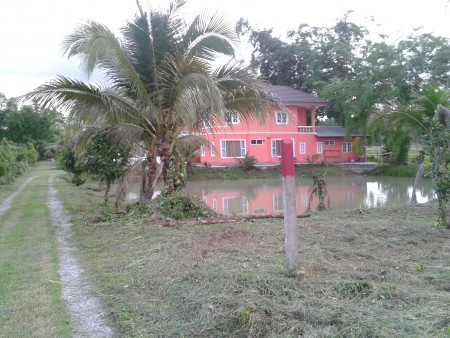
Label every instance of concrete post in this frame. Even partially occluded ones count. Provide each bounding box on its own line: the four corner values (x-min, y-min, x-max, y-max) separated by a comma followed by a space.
281, 139, 298, 270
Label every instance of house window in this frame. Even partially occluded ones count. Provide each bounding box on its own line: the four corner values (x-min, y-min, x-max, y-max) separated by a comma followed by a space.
251, 139, 264, 145
223, 196, 248, 215
324, 140, 335, 146
272, 139, 281, 157
273, 193, 284, 212
203, 119, 213, 129
225, 111, 240, 124
212, 198, 217, 211
301, 193, 308, 207
275, 111, 288, 124
201, 145, 205, 156
299, 142, 306, 154
221, 140, 246, 158
343, 142, 352, 153
231, 113, 240, 124
316, 142, 323, 154
210, 143, 216, 157
272, 139, 295, 157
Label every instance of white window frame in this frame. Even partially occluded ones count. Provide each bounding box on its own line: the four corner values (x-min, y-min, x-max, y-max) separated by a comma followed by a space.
299, 142, 306, 154
273, 193, 284, 212
271, 139, 295, 158
220, 139, 246, 158
230, 112, 240, 124
210, 144, 216, 157
275, 111, 288, 125
324, 140, 335, 146
251, 139, 264, 145
201, 145, 205, 156
212, 198, 217, 211
342, 142, 352, 153
316, 142, 323, 154
223, 196, 248, 215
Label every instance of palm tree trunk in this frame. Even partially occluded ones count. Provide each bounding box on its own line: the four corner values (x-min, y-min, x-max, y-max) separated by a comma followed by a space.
142, 151, 159, 200
156, 136, 175, 193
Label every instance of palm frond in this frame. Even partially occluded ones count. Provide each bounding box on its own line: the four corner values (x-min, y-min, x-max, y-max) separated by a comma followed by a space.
26, 76, 141, 127
184, 12, 237, 60
63, 21, 150, 104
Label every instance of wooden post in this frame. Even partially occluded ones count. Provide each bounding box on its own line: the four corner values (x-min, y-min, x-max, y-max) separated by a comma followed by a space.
281, 139, 298, 270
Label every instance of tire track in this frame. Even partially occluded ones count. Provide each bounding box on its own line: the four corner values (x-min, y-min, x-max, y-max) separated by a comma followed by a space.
0, 176, 35, 218
48, 177, 115, 337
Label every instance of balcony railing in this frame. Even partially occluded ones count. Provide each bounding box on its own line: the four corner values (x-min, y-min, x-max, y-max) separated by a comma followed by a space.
297, 126, 314, 133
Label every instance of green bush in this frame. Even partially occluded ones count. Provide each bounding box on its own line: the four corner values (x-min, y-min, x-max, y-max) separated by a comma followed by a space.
153, 190, 215, 220
236, 153, 258, 170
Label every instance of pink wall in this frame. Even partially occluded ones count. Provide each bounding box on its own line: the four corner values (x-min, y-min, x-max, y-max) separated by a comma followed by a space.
197, 105, 360, 165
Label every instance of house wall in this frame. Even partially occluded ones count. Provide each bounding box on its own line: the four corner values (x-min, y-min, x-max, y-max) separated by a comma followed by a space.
197, 105, 360, 165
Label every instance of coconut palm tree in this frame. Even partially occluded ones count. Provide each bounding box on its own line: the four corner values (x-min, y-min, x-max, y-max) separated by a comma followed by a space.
26, 0, 276, 199
368, 85, 450, 227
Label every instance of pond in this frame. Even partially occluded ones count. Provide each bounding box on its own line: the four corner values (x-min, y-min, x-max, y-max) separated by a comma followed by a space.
183, 176, 435, 216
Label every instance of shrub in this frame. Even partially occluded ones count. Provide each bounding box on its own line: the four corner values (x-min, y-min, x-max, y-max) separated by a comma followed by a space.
236, 153, 258, 170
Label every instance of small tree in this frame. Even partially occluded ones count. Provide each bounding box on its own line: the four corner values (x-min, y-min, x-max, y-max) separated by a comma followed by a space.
423, 105, 450, 228
305, 154, 330, 212
77, 130, 131, 205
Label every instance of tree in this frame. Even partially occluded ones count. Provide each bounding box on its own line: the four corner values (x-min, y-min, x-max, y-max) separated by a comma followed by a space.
423, 105, 450, 228
368, 86, 450, 227
27, 0, 276, 200
0, 95, 63, 159
77, 129, 131, 205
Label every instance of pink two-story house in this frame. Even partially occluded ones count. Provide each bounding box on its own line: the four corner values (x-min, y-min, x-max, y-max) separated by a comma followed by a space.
196, 85, 362, 166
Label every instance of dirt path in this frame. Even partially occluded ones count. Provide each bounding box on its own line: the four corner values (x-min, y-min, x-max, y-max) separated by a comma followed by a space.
48, 176, 115, 337
0, 176, 35, 217
0, 166, 115, 337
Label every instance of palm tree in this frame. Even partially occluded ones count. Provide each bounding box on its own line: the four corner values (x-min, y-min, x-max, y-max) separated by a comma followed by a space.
368, 85, 450, 227
26, 0, 276, 199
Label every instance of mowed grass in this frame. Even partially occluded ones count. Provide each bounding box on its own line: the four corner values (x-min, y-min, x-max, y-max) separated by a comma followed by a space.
56, 174, 450, 337
0, 162, 71, 337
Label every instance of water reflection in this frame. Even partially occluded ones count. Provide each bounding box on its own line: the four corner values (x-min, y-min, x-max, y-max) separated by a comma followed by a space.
184, 176, 434, 216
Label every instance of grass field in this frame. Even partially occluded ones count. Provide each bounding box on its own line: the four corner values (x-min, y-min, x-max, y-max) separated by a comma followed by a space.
54, 171, 450, 337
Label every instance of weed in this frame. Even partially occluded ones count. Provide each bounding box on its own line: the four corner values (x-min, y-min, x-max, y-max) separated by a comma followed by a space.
414, 263, 424, 273
336, 280, 373, 298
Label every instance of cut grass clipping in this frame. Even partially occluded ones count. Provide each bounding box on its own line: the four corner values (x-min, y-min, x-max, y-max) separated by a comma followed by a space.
55, 172, 450, 338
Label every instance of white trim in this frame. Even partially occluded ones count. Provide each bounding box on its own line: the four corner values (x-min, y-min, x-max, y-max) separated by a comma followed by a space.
271, 139, 295, 157
316, 142, 323, 154
220, 139, 246, 158
342, 142, 352, 153
275, 111, 288, 125
299, 142, 306, 154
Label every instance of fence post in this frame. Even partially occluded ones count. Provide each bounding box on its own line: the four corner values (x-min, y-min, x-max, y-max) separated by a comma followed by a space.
281, 139, 298, 271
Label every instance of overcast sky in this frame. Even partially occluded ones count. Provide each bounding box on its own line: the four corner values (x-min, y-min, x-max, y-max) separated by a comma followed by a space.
1, 0, 449, 98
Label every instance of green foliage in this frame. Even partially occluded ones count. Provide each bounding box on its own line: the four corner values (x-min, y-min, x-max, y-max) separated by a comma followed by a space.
77, 130, 131, 204
0, 97, 63, 160
336, 281, 373, 299
422, 113, 450, 228
243, 16, 450, 133
0, 139, 37, 182
369, 164, 418, 177
236, 153, 258, 170
151, 190, 214, 220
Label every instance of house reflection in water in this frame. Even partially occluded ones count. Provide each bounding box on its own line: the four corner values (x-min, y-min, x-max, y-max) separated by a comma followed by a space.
185, 176, 434, 217
186, 178, 364, 216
